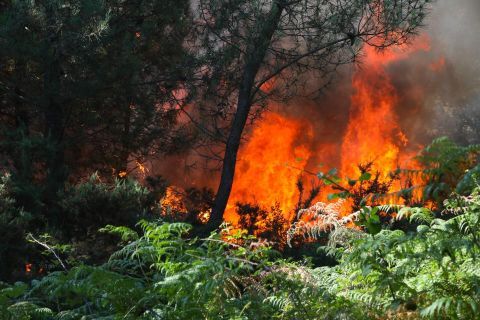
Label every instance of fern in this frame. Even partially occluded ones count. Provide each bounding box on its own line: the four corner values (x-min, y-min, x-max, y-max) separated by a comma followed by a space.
396, 207, 434, 224
3, 185, 480, 319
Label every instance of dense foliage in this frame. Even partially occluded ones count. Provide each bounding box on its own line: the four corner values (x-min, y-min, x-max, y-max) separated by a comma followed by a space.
0, 0, 191, 210
0, 0, 193, 280
0, 0, 478, 318
0, 173, 161, 281
2, 163, 480, 318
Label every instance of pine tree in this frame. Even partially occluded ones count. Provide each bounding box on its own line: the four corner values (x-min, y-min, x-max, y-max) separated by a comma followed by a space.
0, 0, 191, 213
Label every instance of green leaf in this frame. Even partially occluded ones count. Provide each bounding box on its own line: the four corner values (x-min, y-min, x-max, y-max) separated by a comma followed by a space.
327, 168, 338, 176
359, 172, 372, 181
327, 193, 339, 201
365, 219, 381, 235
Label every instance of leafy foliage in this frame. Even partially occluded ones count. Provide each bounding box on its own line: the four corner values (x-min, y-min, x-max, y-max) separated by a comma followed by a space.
407, 137, 480, 206
59, 173, 156, 235
0, 173, 162, 281
0, 0, 191, 206
320, 162, 399, 211
3, 182, 480, 319
0, 220, 361, 319
0, 174, 35, 282
290, 188, 480, 319
316, 138, 480, 222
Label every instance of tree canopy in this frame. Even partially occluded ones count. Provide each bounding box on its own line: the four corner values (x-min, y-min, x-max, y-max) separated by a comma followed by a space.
187, 0, 432, 231
0, 0, 191, 211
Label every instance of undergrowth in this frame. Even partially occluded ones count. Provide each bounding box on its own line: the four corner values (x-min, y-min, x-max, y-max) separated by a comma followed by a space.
2, 137, 480, 319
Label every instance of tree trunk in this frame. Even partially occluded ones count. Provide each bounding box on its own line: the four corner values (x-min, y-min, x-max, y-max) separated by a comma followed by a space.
206, 2, 284, 233
43, 9, 67, 213
44, 97, 66, 196
115, 100, 133, 177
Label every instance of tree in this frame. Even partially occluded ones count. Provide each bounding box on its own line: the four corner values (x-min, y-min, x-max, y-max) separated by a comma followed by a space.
189, 0, 432, 232
0, 0, 191, 213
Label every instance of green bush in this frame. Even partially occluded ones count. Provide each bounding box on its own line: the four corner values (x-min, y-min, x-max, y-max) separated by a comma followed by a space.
2, 139, 480, 319
53, 174, 160, 266
0, 174, 35, 282
59, 174, 156, 235
1, 173, 161, 281
311, 186, 480, 319
4, 184, 480, 318
0, 220, 362, 319
412, 137, 480, 206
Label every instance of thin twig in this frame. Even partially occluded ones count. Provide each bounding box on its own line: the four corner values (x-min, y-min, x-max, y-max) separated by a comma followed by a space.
27, 234, 68, 272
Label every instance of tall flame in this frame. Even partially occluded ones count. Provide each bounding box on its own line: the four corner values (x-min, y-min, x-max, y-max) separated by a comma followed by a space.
227, 39, 434, 224
225, 112, 313, 224
341, 45, 413, 180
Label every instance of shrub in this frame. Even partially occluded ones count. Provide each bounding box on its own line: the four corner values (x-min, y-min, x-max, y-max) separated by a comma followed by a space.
313, 186, 480, 319
59, 174, 156, 234
0, 220, 362, 319
51, 174, 160, 266
410, 137, 480, 206
0, 174, 36, 282
5, 185, 480, 319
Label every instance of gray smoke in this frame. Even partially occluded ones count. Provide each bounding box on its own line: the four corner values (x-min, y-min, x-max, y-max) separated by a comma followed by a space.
151, 0, 480, 188
426, 0, 480, 144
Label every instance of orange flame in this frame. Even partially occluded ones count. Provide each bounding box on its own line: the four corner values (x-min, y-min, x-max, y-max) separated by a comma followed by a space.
341, 44, 413, 181
161, 186, 188, 214
227, 38, 436, 225
340, 42, 432, 200
226, 112, 313, 224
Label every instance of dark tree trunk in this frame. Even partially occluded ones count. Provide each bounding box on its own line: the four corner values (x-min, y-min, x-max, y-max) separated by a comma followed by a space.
43, 12, 67, 212
205, 2, 284, 233
13, 74, 32, 186
44, 96, 66, 198
115, 100, 133, 177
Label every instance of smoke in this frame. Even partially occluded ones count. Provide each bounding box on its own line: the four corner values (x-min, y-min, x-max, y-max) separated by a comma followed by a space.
428, 0, 480, 94
151, 0, 480, 189
277, 0, 480, 166
426, 0, 480, 144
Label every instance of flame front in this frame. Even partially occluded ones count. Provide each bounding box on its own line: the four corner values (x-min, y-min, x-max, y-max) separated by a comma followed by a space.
341, 44, 415, 182
227, 39, 437, 225
225, 112, 313, 224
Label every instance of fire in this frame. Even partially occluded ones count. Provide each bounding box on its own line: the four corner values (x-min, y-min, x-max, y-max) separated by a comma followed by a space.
161, 186, 187, 214
341, 44, 416, 181
225, 112, 313, 224
160, 186, 211, 224
340, 41, 432, 201
227, 38, 437, 225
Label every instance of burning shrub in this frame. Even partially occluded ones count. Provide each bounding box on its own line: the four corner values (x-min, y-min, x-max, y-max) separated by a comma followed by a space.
316, 138, 480, 222
160, 186, 214, 225
236, 202, 288, 246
